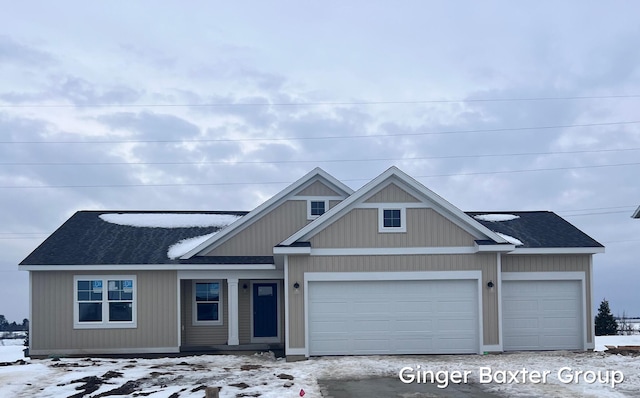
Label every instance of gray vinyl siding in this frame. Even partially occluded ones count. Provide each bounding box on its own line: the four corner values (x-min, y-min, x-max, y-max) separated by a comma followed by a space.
205, 200, 311, 256
310, 208, 476, 248
364, 183, 420, 202
180, 279, 284, 346
180, 280, 229, 346
501, 254, 594, 344
287, 254, 499, 349
31, 270, 177, 354
295, 180, 342, 196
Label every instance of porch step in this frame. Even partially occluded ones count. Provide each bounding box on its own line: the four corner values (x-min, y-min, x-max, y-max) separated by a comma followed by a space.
180, 343, 284, 358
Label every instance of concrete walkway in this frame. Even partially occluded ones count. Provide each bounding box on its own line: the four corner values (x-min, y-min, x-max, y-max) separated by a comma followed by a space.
318, 377, 503, 398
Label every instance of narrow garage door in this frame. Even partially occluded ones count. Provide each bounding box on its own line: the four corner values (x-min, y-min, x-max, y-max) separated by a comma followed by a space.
308, 280, 479, 356
503, 280, 582, 351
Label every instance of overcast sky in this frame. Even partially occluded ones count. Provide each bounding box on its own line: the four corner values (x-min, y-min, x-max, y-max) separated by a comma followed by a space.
2, 1, 639, 323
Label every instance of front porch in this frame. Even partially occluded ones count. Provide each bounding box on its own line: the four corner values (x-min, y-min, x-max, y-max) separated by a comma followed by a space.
177, 270, 285, 354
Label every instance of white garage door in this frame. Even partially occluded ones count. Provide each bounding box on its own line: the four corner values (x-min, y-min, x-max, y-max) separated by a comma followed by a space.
308, 280, 479, 356
503, 280, 582, 351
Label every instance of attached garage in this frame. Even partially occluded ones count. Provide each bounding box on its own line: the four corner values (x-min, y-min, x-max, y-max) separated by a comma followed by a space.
307, 279, 480, 356
502, 279, 583, 351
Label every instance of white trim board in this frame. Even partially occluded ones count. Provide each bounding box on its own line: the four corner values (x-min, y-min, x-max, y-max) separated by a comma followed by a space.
510, 247, 604, 254
177, 269, 284, 280
309, 247, 478, 256
20, 263, 276, 271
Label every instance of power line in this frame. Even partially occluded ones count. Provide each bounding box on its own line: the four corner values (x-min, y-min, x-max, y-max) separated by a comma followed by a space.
2, 147, 640, 167
1, 120, 639, 144
0, 161, 638, 189
2, 94, 640, 109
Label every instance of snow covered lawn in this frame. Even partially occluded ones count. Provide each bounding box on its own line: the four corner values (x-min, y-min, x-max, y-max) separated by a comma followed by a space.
1, 337, 639, 397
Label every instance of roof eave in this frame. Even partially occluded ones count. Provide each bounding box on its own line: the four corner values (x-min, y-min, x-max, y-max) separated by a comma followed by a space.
18, 263, 277, 271
509, 247, 605, 254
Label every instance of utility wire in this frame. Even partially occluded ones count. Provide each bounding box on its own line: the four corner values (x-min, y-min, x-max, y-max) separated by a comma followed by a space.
1, 120, 639, 144
2, 147, 640, 166
0, 161, 639, 189
2, 94, 640, 108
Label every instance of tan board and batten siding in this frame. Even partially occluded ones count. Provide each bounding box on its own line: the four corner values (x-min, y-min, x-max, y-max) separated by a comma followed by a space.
310, 208, 477, 248
502, 254, 593, 344
287, 254, 499, 349
205, 180, 344, 256
295, 180, 343, 197
30, 271, 177, 355
180, 279, 285, 346
364, 182, 421, 203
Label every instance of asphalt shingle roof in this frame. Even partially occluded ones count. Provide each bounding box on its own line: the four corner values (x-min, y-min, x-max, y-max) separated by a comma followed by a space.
19, 210, 269, 266
20, 209, 603, 267
466, 211, 603, 248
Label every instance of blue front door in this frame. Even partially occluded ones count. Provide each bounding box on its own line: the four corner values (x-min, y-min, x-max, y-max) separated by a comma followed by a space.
253, 282, 278, 339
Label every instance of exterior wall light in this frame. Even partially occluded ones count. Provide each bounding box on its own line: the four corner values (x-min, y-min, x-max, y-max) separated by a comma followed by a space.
487, 280, 494, 289
293, 282, 300, 289
242, 283, 248, 293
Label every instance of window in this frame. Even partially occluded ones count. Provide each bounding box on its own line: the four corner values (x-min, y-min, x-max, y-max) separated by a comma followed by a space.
307, 199, 329, 220
74, 276, 136, 329
193, 281, 223, 325
379, 208, 407, 232
383, 209, 401, 228
310, 201, 326, 216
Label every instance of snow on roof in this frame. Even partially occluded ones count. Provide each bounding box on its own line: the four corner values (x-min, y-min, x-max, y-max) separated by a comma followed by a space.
496, 232, 523, 246
167, 232, 218, 259
99, 213, 241, 228
473, 214, 520, 222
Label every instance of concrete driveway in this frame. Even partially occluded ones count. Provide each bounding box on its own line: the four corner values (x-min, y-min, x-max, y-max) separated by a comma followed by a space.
318, 377, 503, 398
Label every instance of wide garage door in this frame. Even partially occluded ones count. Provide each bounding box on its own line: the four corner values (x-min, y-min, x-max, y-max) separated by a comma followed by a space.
503, 280, 582, 351
308, 280, 479, 356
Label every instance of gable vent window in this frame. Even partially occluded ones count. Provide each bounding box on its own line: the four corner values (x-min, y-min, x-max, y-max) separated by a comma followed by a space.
379, 208, 407, 232
308, 200, 329, 220
311, 201, 326, 216
383, 209, 401, 228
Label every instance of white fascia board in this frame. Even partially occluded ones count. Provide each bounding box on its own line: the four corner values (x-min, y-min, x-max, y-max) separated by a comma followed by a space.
510, 247, 605, 254
474, 242, 516, 252
19, 263, 276, 271
281, 166, 508, 246
179, 167, 352, 259
177, 269, 284, 280
273, 246, 311, 255
310, 247, 477, 256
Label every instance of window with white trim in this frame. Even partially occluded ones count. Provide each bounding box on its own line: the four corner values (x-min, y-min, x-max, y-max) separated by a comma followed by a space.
307, 199, 329, 220
193, 281, 223, 325
378, 208, 407, 232
74, 275, 136, 329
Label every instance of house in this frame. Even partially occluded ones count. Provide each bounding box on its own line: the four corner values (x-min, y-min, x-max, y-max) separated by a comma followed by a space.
19, 166, 604, 360
633, 206, 640, 218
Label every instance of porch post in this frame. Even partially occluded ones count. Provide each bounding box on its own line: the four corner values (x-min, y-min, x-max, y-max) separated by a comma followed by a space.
227, 278, 240, 345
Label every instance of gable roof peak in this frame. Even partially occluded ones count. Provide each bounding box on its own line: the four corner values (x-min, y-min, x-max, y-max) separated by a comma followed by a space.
281, 165, 509, 246
178, 167, 353, 259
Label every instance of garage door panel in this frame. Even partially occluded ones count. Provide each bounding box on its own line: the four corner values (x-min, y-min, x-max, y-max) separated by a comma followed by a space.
308, 280, 479, 355
503, 280, 582, 351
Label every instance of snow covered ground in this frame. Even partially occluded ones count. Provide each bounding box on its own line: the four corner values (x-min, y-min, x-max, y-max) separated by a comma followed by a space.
1, 337, 639, 397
